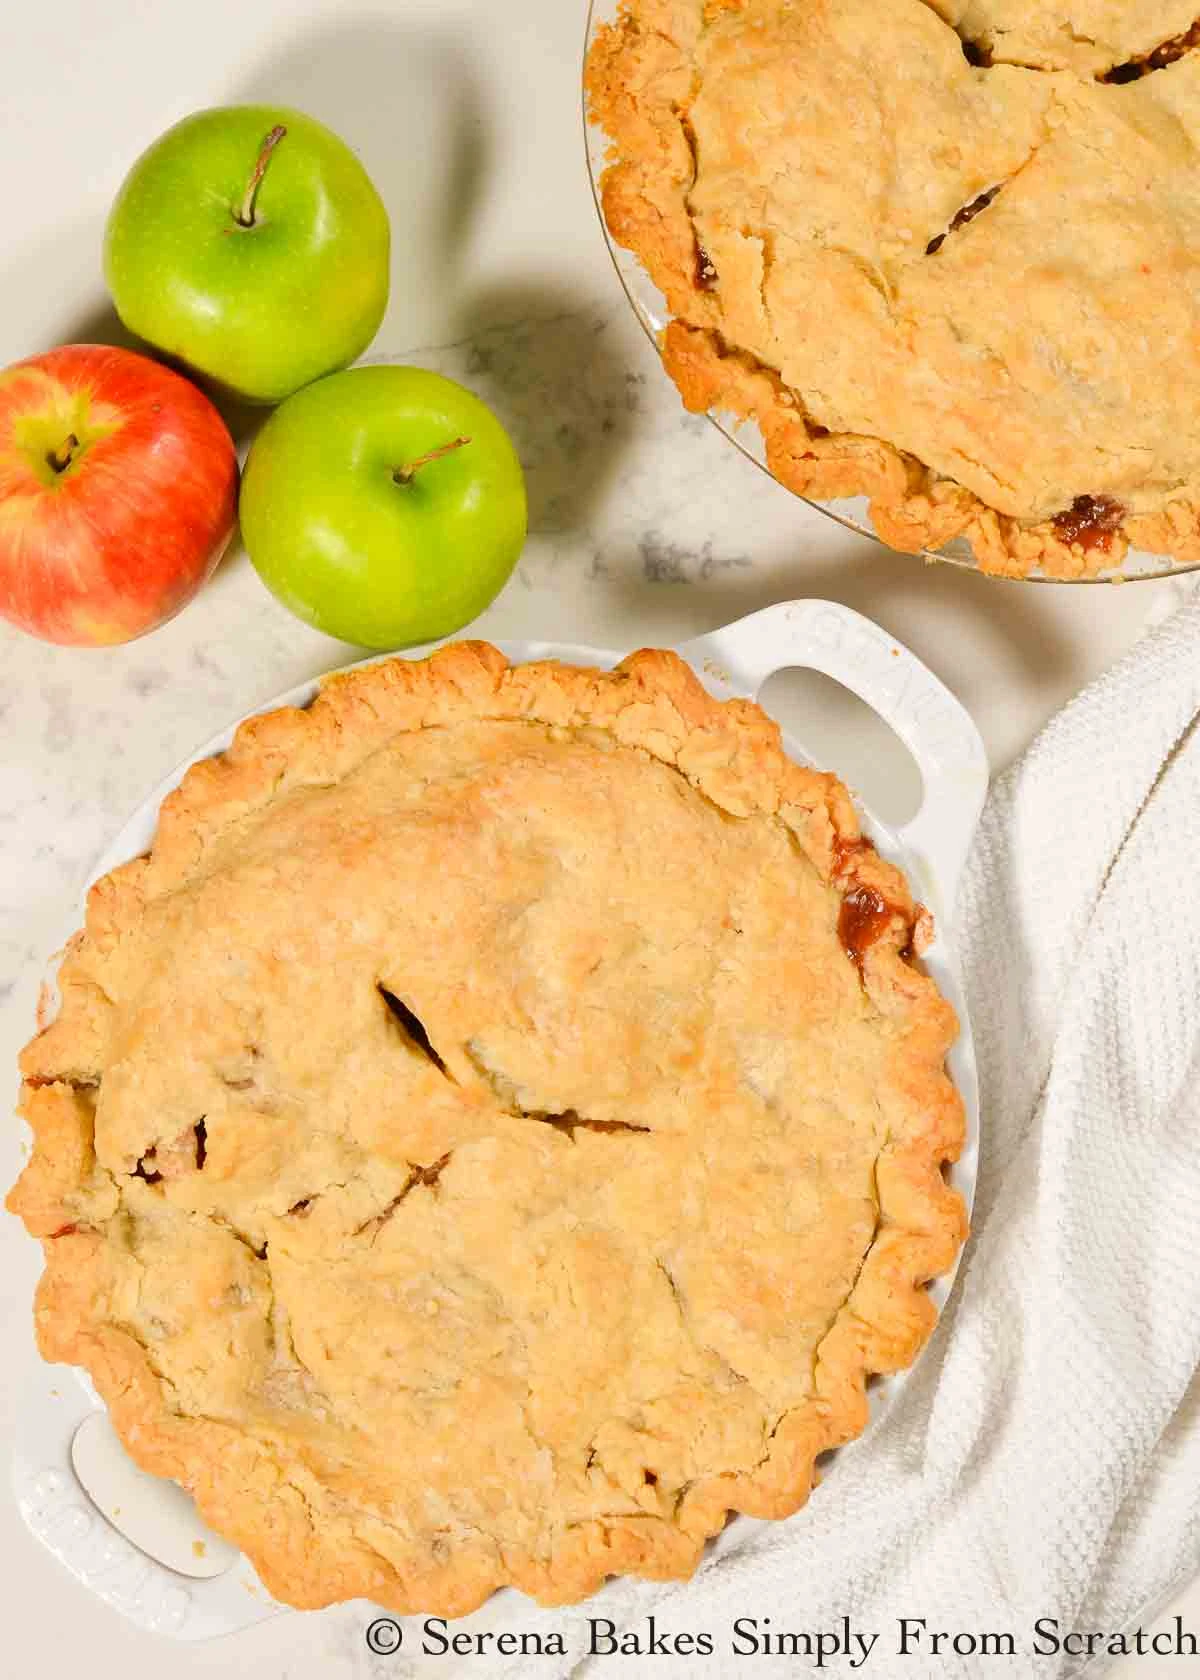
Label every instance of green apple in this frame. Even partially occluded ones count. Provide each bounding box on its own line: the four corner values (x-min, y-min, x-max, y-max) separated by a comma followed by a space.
104, 106, 390, 404
239, 366, 527, 647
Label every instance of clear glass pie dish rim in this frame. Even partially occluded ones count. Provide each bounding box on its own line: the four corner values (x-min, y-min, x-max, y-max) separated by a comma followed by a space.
580, 0, 1200, 585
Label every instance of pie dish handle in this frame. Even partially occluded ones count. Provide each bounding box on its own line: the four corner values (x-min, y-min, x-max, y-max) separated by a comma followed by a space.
11, 1362, 278, 1640
677, 600, 989, 916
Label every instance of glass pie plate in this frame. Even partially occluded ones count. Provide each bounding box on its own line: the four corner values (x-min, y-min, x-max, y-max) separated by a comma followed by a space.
581, 0, 1199, 584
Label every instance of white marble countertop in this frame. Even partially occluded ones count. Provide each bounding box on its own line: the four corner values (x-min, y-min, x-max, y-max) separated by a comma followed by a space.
2, 0, 1196, 1673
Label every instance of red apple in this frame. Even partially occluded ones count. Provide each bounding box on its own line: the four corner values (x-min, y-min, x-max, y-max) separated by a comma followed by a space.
0, 344, 238, 645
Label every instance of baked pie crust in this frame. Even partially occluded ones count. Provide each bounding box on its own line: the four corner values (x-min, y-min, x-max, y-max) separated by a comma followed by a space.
11, 644, 965, 1614
586, 0, 1200, 577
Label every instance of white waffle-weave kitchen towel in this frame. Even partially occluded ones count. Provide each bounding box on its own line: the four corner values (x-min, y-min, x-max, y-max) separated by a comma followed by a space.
423, 590, 1200, 1680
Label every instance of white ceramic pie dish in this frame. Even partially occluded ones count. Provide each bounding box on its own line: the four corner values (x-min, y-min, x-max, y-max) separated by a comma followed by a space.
11, 599, 987, 1640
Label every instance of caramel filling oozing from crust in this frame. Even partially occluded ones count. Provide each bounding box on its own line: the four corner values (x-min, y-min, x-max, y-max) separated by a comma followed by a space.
1051, 494, 1127, 552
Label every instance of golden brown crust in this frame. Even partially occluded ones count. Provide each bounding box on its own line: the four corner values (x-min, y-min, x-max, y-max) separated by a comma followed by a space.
10, 643, 965, 1614
586, 0, 1200, 578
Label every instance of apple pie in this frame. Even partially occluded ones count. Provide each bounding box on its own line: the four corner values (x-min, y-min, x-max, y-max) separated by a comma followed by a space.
11, 643, 965, 1613
586, 0, 1200, 577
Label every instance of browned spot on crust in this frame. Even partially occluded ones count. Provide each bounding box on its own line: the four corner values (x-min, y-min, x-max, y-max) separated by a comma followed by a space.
354, 1154, 454, 1238
535, 1112, 651, 1139
132, 1154, 163, 1186
378, 986, 451, 1078
1105, 19, 1200, 81
926, 186, 1001, 255
1052, 494, 1126, 551
694, 241, 719, 290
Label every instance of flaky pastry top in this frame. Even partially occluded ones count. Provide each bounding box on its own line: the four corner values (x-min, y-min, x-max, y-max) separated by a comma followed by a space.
587, 0, 1200, 576
11, 643, 964, 1613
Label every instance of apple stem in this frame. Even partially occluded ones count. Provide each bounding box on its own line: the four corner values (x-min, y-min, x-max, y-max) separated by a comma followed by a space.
234, 125, 287, 229
393, 436, 471, 485
46, 433, 79, 474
